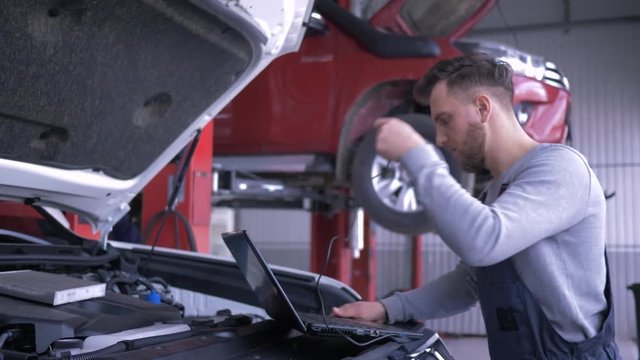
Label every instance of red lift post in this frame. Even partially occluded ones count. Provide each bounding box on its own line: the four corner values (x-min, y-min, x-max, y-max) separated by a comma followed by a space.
351, 214, 377, 301
310, 211, 352, 285
310, 210, 379, 301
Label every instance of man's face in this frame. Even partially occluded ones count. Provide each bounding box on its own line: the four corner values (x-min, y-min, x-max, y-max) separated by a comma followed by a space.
429, 81, 487, 173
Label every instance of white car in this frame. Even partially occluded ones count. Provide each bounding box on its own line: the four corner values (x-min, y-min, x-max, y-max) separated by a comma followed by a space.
0, 1, 451, 358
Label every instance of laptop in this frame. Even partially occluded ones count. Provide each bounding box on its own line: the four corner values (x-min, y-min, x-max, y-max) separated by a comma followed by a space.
222, 230, 424, 340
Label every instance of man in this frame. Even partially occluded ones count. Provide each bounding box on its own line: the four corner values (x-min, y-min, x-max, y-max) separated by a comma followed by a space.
333, 54, 621, 359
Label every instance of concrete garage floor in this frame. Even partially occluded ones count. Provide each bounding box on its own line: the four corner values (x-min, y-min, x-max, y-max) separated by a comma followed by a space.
441, 336, 637, 359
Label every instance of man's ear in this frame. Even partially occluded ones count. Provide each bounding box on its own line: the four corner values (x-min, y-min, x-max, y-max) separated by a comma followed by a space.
474, 94, 491, 123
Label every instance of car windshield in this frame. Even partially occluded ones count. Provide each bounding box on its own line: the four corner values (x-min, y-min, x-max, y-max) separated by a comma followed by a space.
400, 0, 485, 37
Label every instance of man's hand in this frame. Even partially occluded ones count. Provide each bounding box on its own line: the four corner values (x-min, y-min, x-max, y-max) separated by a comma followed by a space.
374, 117, 426, 161
331, 301, 387, 323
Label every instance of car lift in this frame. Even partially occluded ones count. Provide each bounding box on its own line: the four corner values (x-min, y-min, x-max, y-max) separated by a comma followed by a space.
138, 117, 424, 301
69, 120, 422, 301
310, 210, 424, 301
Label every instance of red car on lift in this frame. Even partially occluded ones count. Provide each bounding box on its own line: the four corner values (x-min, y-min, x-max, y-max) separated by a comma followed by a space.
214, 0, 571, 234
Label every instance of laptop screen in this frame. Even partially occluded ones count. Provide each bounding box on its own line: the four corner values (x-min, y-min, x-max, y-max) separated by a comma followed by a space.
223, 230, 307, 332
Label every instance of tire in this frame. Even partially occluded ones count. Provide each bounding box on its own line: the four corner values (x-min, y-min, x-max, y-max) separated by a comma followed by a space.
350, 113, 462, 235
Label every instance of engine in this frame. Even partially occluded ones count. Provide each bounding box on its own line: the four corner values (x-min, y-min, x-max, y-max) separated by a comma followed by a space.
0, 290, 184, 355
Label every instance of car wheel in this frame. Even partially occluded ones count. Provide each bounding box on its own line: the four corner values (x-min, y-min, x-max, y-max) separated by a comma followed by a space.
350, 113, 462, 235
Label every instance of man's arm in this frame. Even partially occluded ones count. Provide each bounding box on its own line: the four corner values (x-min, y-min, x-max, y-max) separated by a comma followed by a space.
380, 262, 478, 323
333, 263, 478, 323
401, 143, 591, 266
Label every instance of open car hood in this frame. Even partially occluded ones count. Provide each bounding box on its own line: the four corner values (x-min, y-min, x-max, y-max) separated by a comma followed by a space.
0, 0, 313, 233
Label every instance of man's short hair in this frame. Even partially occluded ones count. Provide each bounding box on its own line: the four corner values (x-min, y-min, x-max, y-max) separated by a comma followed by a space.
413, 53, 514, 107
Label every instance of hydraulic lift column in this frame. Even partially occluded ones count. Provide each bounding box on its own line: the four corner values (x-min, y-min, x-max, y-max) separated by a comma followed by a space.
310, 210, 352, 285
351, 214, 377, 301
310, 210, 378, 301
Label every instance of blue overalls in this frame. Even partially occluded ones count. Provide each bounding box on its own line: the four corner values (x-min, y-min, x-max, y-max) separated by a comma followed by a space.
475, 184, 621, 359
476, 258, 620, 359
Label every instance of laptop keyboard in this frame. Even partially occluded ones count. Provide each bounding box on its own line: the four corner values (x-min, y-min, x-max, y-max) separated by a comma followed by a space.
300, 312, 374, 329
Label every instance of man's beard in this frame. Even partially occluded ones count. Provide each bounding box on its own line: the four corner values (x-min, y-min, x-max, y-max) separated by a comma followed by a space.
459, 122, 487, 174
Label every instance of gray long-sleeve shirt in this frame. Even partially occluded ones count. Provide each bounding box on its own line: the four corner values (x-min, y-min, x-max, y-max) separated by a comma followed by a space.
379, 143, 607, 342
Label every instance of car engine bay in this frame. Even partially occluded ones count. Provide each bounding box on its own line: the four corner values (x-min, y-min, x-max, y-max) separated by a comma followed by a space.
0, 219, 378, 360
